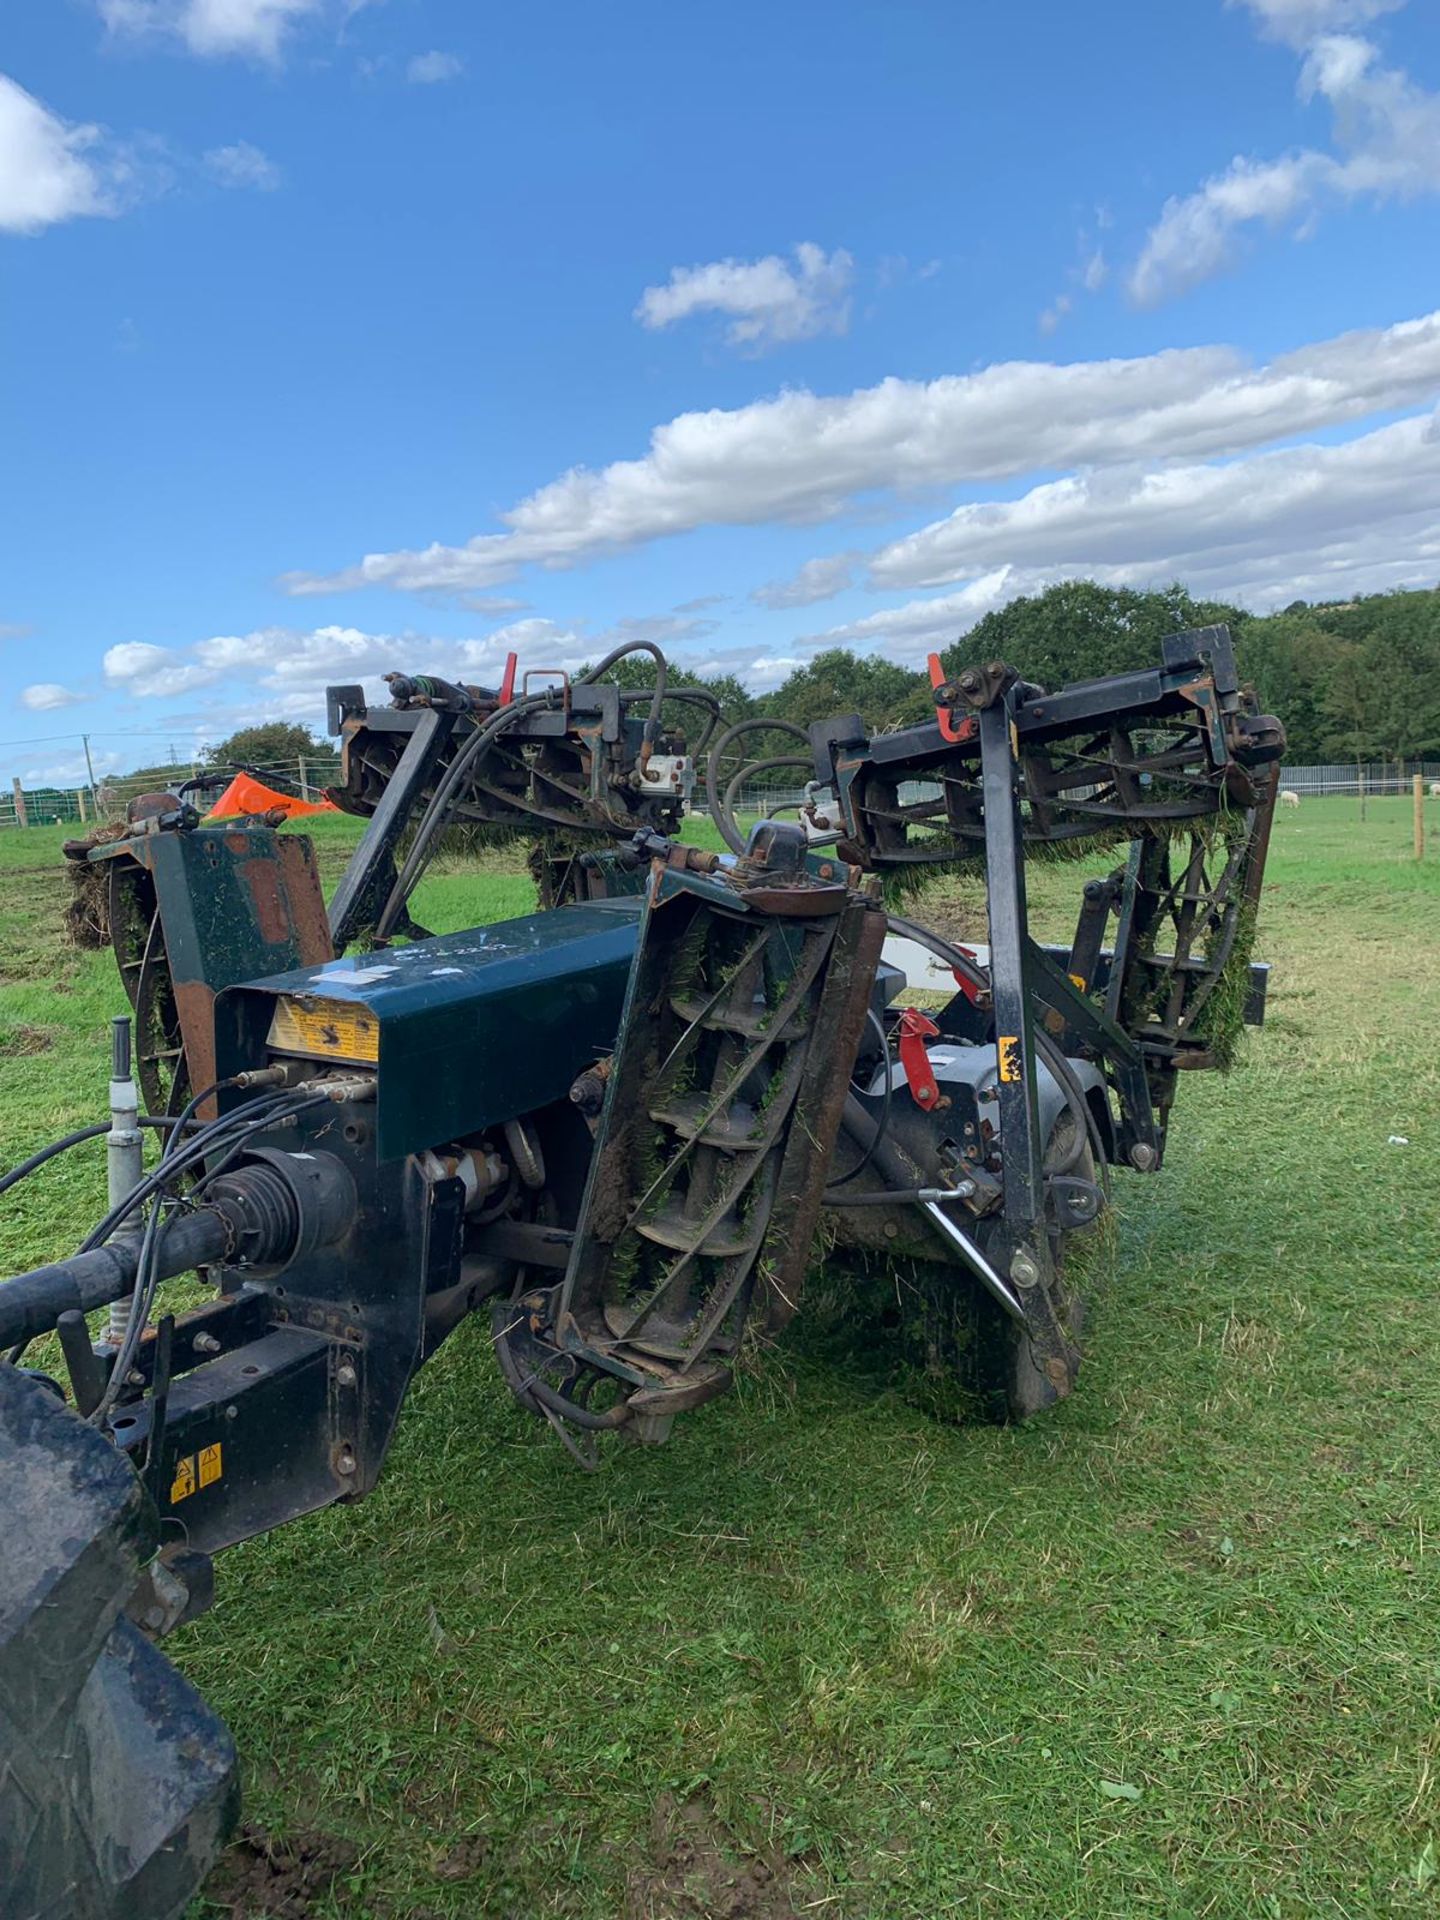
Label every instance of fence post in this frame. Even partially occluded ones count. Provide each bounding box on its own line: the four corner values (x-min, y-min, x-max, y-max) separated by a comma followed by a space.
1415, 773, 1425, 863
11, 778, 27, 829
78, 786, 88, 824
297, 755, 309, 802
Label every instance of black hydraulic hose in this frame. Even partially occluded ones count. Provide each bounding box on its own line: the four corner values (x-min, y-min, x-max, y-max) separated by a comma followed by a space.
826, 1010, 894, 1188
704, 718, 811, 853
721, 756, 814, 839
88, 1089, 332, 1415
0, 1115, 183, 1200
618, 686, 723, 756
77, 1089, 303, 1253
492, 1302, 632, 1430
577, 640, 668, 746
830, 1091, 933, 1201
382, 643, 676, 940
3, 1087, 333, 1369
528, 1376, 632, 1431
377, 693, 550, 940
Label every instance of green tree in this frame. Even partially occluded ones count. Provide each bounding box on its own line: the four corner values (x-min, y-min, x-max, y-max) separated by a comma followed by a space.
760, 648, 923, 729
1231, 612, 1353, 763
940, 581, 1247, 692
1339, 596, 1440, 761
203, 721, 328, 770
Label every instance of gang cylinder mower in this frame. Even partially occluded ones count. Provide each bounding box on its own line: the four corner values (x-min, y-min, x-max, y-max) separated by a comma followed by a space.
0, 627, 1282, 1918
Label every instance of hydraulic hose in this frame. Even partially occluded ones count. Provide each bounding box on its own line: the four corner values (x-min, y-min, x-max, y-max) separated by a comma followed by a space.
0, 1117, 178, 1200
377, 692, 551, 940
825, 1010, 894, 1188
577, 639, 668, 748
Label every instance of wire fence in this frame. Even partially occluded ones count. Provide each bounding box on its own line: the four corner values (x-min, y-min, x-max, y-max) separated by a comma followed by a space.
1276, 762, 1440, 796
0, 754, 344, 830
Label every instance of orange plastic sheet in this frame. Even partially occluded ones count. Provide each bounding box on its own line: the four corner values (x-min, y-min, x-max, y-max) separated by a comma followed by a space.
206, 772, 339, 820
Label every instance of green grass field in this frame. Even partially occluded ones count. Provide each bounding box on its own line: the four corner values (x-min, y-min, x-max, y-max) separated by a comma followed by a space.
3, 799, 1439, 1918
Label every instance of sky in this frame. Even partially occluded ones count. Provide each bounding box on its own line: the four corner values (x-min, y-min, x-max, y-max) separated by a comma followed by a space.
2, 0, 1439, 788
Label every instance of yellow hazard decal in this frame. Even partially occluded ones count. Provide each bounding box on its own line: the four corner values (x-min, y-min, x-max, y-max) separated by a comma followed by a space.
170, 1444, 223, 1504
1069, 971, 1087, 993
268, 994, 379, 1064
997, 1035, 1022, 1083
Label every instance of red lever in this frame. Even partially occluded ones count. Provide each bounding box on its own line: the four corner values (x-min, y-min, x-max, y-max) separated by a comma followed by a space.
950, 945, 984, 1006
497, 651, 518, 707
896, 1008, 942, 1111
928, 653, 978, 748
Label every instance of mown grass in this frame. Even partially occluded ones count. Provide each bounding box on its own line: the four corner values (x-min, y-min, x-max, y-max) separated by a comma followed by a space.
2, 799, 1439, 1917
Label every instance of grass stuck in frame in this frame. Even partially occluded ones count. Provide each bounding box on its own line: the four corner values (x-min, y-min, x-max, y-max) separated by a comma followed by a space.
1, 796, 1439, 1918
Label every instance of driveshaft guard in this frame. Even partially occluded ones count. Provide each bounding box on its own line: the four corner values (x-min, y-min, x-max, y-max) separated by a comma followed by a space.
0, 1366, 238, 1920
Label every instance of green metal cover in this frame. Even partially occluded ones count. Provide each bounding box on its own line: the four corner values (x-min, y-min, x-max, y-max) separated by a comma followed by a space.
217, 898, 644, 1160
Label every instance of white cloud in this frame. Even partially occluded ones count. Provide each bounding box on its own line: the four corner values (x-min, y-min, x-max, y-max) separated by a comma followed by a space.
104, 641, 221, 697
285, 308, 1440, 596
635, 242, 853, 353
751, 553, 859, 610
1231, 0, 1404, 47
0, 622, 34, 640
18, 748, 122, 786
20, 683, 87, 711
804, 572, 1023, 661
98, 0, 321, 61
1132, 17, 1440, 305
0, 74, 116, 235
406, 50, 463, 83
203, 140, 280, 189
1038, 293, 1071, 336
746, 655, 809, 690
96, 613, 729, 742
860, 410, 1440, 617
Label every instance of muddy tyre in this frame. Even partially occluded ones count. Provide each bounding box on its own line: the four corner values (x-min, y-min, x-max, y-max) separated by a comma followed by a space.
0, 1366, 238, 1920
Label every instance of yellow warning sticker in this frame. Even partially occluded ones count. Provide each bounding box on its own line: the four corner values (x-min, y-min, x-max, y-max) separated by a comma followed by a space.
997, 1035, 1022, 1083
199, 1442, 223, 1489
170, 1455, 196, 1503
268, 995, 379, 1064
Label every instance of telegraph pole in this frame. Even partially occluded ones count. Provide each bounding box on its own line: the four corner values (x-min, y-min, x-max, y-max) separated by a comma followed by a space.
81, 733, 98, 811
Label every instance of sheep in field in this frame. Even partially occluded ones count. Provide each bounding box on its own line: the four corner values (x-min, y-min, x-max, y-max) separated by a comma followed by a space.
1430, 783, 1440, 798
1280, 789, 1301, 808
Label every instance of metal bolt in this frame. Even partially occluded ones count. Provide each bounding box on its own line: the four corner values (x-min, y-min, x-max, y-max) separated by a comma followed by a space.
336, 1361, 358, 1388
193, 1332, 221, 1355
1011, 1252, 1041, 1289
335, 1444, 357, 1476
1130, 1143, 1158, 1171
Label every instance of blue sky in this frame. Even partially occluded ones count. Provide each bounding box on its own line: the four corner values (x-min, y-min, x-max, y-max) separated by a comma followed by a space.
3, 0, 1438, 786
